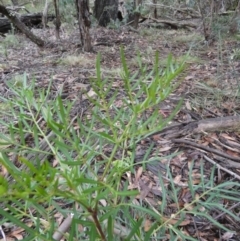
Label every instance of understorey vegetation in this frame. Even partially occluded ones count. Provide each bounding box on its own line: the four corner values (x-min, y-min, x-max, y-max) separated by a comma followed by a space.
1, 0, 240, 240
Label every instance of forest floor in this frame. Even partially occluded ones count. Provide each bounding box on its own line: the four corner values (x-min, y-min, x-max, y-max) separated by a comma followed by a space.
1, 22, 240, 240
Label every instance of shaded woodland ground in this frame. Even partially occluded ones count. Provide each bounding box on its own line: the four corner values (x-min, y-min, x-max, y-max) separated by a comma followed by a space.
1, 1, 240, 240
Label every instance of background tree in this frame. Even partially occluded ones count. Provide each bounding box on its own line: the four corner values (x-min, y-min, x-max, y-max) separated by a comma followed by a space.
132, 0, 142, 29
75, 0, 92, 52
42, 0, 50, 29
53, 0, 61, 39
94, 0, 118, 27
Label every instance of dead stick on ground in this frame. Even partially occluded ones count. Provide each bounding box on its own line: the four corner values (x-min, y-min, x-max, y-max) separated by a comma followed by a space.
172, 139, 240, 162
203, 155, 240, 181
53, 214, 74, 241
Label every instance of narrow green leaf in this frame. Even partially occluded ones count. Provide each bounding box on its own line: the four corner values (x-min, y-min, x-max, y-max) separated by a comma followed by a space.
0, 208, 38, 237
125, 217, 143, 241
57, 95, 67, 125
107, 215, 114, 241
116, 190, 139, 196
97, 132, 115, 143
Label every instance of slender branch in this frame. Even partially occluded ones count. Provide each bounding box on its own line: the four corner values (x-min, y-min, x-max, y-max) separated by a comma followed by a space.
88, 206, 106, 241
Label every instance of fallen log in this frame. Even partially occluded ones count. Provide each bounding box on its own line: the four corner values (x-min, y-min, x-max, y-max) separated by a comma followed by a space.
140, 16, 199, 29
0, 13, 55, 33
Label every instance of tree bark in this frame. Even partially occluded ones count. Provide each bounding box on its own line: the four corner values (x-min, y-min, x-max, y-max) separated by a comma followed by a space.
53, 0, 61, 39
132, 0, 141, 29
42, 0, 50, 29
153, 0, 157, 18
94, 0, 118, 27
229, 0, 240, 34
0, 5, 45, 47
75, 0, 92, 52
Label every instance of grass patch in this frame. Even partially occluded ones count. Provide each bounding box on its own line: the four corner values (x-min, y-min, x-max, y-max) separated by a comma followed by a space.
58, 54, 94, 67
175, 32, 203, 43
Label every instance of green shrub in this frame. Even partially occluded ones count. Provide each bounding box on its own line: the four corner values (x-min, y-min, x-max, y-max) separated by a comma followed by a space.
0, 48, 186, 240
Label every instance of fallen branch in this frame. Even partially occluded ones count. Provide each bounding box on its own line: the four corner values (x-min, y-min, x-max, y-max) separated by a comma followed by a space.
0, 5, 45, 46
141, 16, 198, 29
0, 12, 55, 33
149, 116, 240, 140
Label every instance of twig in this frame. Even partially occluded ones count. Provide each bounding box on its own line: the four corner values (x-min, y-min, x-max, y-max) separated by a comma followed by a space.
172, 139, 240, 162
0, 225, 6, 241
203, 155, 240, 181
53, 214, 74, 241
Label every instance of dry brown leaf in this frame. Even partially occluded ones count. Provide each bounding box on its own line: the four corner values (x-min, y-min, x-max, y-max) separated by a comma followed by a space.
199, 206, 206, 212
74, 83, 89, 90
185, 75, 194, 81
168, 202, 185, 208
179, 188, 192, 203
99, 199, 107, 207
158, 146, 172, 152
52, 74, 66, 81
0, 164, 8, 176
173, 175, 182, 184
226, 150, 240, 158
185, 100, 192, 110
152, 134, 161, 141
86, 89, 97, 98
220, 133, 236, 141
8, 227, 25, 240
184, 203, 194, 211
114, 99, 124, 108
144, 219, 152, 232
128, 183, 138, 190
139, 180, 152, 199
162, 216, 191, 226
222, 231, 235, 240
135, 167, 143, 183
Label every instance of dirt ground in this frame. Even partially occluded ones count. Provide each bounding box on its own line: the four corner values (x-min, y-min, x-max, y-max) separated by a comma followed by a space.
1, 23, 240, 240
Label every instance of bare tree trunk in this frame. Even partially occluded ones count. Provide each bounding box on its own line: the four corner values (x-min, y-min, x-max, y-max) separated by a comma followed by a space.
229, 0, 240, 34
42, 0, 49, 29
132, 0, 142, 29
75, 0, 92, 52
196, 0, 212, 42
53, 0, 61, 39
94, 0, 118, 27
153, 0, 157, 19
0, 4, 44, 47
